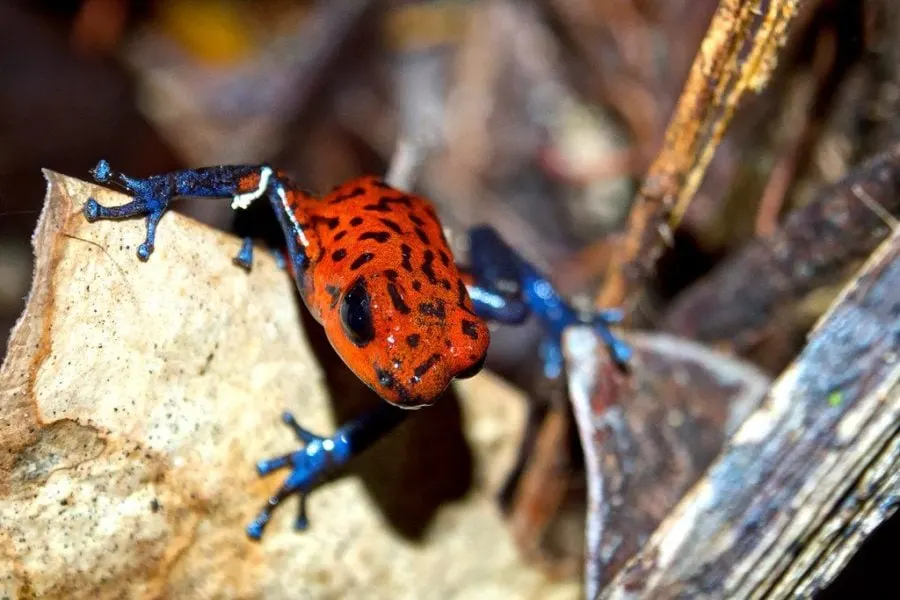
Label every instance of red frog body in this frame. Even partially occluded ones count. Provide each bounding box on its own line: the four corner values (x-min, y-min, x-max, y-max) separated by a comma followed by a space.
271, 174, 490, 407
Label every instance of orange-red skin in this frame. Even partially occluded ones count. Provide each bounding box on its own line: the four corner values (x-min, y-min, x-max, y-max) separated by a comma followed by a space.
275, 175, 490, 408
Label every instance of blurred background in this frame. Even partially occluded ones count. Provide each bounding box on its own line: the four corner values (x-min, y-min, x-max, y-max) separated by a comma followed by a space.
0, 0, 896, 593
0, 0, 887, 372
0, 0, 712, 364
3, 0, 893, 379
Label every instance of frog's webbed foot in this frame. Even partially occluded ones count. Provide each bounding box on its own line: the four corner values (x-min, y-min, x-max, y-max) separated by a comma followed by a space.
83, 160, 173, 261
246, 411, 352, 540
246, 405, 408, 540
588, 308, 632, 366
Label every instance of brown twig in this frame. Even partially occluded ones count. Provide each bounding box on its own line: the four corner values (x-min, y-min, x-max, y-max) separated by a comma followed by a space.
596, 0, 814, 312
506, 406, 581, 579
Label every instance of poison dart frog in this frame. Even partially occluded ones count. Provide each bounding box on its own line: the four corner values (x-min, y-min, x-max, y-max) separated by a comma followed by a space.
81, 159, 632, 539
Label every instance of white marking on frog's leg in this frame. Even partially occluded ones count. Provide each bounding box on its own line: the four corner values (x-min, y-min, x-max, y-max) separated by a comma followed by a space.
232, 166, 273, 210
277, 184, 310, 248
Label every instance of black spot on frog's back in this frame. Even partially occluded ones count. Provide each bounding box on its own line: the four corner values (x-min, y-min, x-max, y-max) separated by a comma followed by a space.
418, 300, 446, 321
328, 187, 366, 204
421, 250, 437, 284
350, 252, 375, 270
461, 319, 480, 339
400, 244, 414, 272
412, 353, 442, 381
379, 218, 404, 234
359, 231, 391, 243
310, 215, 340, 230
387, 282, 411, 314
363, 195, 414, 213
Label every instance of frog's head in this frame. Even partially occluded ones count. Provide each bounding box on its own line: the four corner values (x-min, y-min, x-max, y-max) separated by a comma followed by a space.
303, 178, 490, 408
321, 265, 489, 407
314, 251, 489, 408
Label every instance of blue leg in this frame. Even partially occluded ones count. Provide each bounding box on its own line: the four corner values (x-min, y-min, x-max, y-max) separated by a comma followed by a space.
84, 160, 174, 261
466, 285, 529, 324
82, 160, 309, 273
247, 405, 408, 540
539, 339, 566, 381
231, 239, 290, 271
465, 225, 631, 370
271, 248, 287, 271
463, 225, 631, 513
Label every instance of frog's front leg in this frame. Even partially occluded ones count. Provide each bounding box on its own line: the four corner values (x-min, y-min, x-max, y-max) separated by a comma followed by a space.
82, 160, 307, 271
247, 405, 408, 539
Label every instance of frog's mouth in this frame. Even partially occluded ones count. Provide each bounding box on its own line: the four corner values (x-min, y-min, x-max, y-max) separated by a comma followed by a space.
372, 365, 431, 409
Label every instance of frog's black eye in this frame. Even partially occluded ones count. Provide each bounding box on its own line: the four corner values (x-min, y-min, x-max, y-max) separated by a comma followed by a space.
340, 277, 375, 347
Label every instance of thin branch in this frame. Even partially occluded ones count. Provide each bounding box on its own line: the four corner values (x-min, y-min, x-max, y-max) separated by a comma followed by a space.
596, 0, 815, 311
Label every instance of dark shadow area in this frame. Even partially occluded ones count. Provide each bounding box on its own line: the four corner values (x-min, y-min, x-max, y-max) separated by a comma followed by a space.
653, 228, 725, 303
818, 507, 899, 599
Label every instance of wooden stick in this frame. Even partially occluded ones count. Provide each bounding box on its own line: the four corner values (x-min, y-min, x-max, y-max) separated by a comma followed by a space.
596, 0, 813, 313
601, 225, 900, 599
